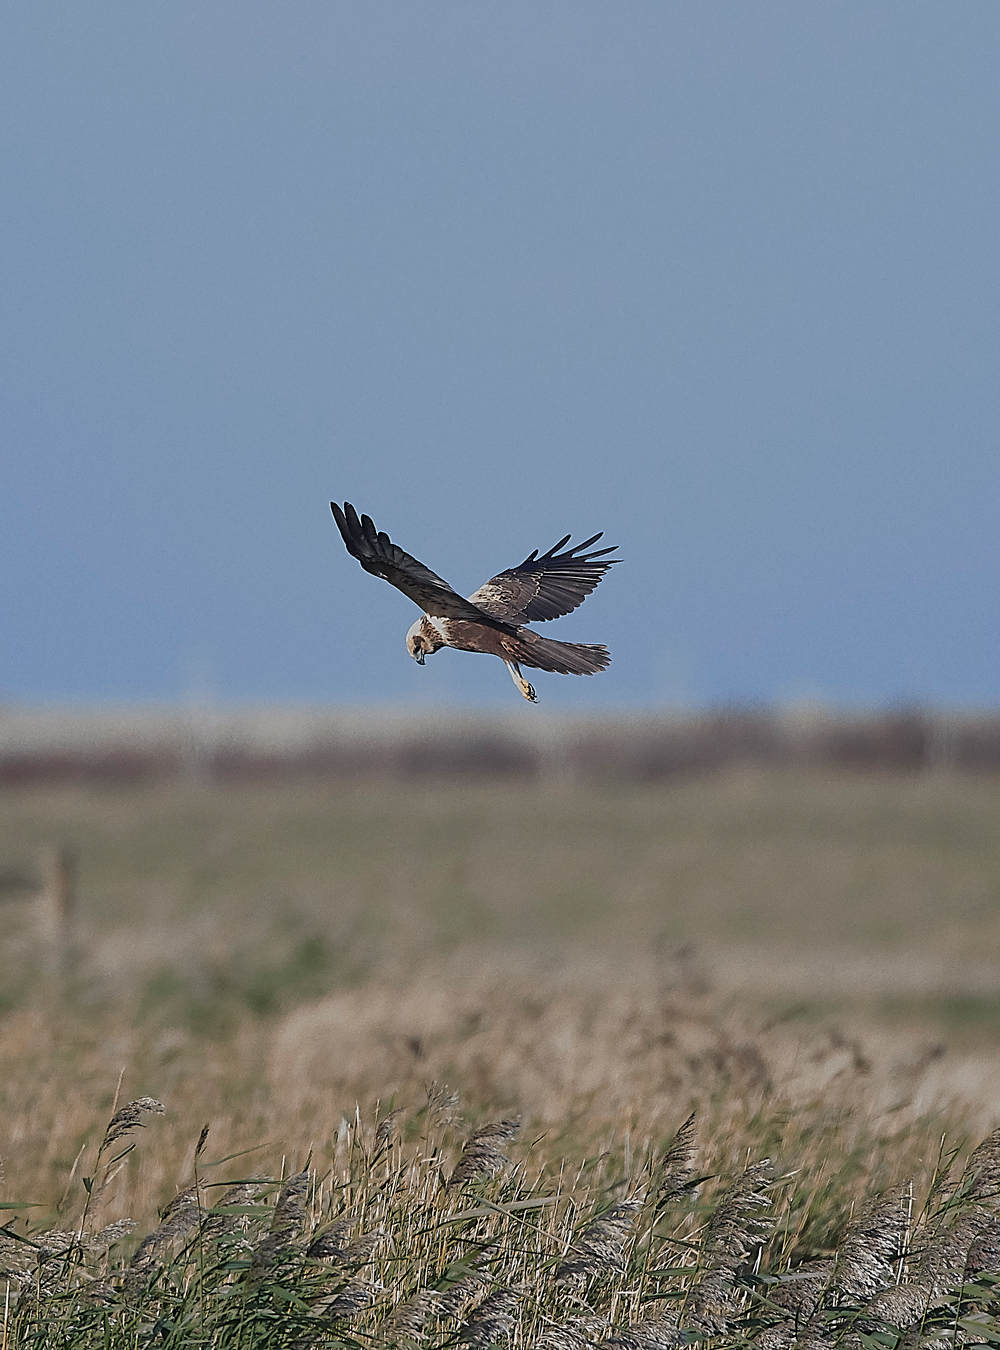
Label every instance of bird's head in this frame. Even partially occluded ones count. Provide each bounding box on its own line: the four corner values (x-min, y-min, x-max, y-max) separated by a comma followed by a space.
405, 617, 443, 665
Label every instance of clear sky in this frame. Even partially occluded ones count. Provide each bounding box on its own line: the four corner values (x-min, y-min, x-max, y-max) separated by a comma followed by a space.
2, 2, 998, 709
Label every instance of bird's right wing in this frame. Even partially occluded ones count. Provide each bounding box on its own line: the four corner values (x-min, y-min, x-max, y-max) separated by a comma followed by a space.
468, 533, 619, 624
331, 503, 515, 628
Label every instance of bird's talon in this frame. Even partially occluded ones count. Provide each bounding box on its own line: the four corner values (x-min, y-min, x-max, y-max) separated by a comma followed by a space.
523, 682, 537, 703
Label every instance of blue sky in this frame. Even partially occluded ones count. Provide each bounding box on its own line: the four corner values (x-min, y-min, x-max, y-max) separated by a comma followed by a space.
2, 2, 997, 708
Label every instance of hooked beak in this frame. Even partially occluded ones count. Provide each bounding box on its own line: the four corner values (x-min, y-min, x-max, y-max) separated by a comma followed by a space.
415, 651, 425, 665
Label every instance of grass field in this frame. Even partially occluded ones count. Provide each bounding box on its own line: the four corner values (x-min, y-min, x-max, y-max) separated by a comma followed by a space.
2, 768, 1000, 1019
2, 769, 1000, 1344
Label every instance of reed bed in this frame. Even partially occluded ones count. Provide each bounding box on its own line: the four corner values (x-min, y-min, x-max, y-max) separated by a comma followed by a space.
3, 1073, 1000, 1349
4, 967, 1000, 1347
3, 772, 1000, 1344
4, 960, 999, 1230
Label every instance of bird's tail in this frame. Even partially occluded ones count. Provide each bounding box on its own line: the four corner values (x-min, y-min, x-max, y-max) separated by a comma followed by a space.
509, 631, 611, 675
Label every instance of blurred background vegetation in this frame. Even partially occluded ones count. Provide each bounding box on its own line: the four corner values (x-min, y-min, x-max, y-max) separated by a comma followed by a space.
2, 708, 1000, 1227
2, 709, 1000, 1026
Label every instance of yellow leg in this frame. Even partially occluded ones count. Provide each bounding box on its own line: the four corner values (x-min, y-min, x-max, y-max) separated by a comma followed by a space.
505, 660, 537, 703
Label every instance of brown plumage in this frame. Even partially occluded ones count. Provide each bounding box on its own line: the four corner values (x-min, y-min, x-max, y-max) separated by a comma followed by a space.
331, 502, 619, 702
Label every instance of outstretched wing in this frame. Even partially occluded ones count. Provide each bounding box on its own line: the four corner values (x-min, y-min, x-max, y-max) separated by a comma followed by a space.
331, 503, 515, 629
468, 533, 619, 624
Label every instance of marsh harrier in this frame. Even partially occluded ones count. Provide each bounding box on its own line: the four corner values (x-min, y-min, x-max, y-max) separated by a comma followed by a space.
331, 502, 618, 701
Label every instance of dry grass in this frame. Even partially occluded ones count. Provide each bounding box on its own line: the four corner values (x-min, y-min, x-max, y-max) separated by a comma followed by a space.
1, 958, 998, 1239
3, 1051, 1000, 1347
2, 770, 1000, 1344
2, 770, 1000, 989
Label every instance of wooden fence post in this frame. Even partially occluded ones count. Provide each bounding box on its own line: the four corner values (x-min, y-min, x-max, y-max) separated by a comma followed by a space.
35, 844, 76, 982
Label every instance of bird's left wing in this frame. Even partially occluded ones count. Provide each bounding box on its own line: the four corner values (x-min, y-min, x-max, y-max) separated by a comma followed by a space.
331, 503, 515, 628
468, 533, 619, 624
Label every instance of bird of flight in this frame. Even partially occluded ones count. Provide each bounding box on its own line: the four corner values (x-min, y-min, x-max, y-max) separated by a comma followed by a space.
331, 502, 619, 702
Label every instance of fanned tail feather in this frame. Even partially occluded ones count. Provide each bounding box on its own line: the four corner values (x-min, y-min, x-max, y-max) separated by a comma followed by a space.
512, 633, 611, 676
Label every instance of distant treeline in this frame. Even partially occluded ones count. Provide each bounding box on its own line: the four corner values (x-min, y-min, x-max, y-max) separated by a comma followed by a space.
1, 705, 998, 785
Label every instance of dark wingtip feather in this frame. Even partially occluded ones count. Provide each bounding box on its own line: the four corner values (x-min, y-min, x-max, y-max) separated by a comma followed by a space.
570, 532, 604, 554
331, 502, 356, 550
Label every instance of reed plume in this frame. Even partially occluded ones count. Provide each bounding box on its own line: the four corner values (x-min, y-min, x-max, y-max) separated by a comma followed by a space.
686, 1159, 773, 1332
449, 1119, 520, 1187
556, 1199, 642, 1288
653, 1112, 698, 1212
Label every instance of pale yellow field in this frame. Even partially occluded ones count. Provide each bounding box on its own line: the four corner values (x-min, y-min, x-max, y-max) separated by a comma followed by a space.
1, 769, 1000, 1227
